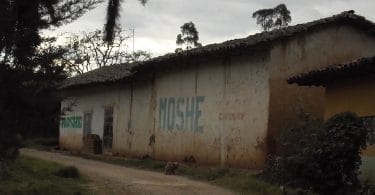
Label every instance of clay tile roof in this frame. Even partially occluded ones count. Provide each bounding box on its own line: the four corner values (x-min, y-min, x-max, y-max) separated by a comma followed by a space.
59, 63, 133, 89
60, 11, 375, 90
287, 56, 375, 86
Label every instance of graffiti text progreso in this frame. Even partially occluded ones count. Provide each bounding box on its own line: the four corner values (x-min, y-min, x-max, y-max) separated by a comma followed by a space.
61, 116, 82, 128
159, 96, 205, 132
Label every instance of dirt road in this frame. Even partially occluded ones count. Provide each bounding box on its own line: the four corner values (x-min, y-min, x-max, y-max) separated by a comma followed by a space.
21, 148, 233, 195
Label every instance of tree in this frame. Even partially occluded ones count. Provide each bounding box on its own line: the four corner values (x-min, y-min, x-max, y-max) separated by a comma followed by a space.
64, 29, 151, 74
19, 37, 71, 138
0, 36, 73, 175
104, 0, 149, 43
0, 0, 103, 174
0, 0, 103, 69
176, 22, 202, 52
252, 4, 291, 31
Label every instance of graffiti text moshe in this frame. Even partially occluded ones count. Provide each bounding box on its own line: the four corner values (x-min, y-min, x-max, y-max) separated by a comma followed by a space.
61, 116, 82, 129
159, 96, 205, 132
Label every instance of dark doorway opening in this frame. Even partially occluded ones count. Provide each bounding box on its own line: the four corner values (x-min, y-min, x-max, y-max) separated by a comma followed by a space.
83, 112, 92, 137
103, 107, 113, 150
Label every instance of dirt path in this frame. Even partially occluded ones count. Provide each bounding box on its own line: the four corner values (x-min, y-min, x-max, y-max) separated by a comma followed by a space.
21, 148, 234, 195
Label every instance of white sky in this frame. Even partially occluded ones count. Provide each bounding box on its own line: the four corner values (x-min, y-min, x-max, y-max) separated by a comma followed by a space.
45, 0, 375, 57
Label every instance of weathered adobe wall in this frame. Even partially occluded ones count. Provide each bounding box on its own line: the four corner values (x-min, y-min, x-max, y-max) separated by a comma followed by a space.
60, 85, 122, 151
324, 77, 375, 183
325, 77, 375, 156
267, 24, 375, 153
60, 51, 270, 169
115, 80, 156, 157
150, 53, 270, 168
113, 53, 271, 168
325, 77, 375, 119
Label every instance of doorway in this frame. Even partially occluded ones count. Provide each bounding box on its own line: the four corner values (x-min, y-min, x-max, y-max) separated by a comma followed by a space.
83, 112, 92, 137
103, 107, 113, 150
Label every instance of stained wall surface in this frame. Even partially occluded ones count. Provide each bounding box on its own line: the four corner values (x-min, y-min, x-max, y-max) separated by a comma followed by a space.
324, 77, 375, 183
325, 78, 375, 119
60, 52, 270, 169
325, 77, 375, 156
60, 85, 122, 151
267, 24, 375, 149
60, 24, 375, 168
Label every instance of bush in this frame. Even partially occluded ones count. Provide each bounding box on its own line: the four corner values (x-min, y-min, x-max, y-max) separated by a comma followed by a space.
0, 133, 22, 178
263, 112, 369, 194
54, 166, 80, 178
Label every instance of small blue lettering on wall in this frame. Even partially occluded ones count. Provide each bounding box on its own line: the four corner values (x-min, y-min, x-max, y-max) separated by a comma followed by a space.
158, 96, 205, 132
61, 116, 82, 129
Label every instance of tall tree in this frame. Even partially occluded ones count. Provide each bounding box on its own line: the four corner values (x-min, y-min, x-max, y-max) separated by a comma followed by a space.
0, 36, 72, 172
176, 22, 202, 52
0, 0, 103, 69
252, 4, 291, 31
0, 0, 102, 171
64, 29, 151, 74
19, 37, 72, 138
104, 0, 148, 43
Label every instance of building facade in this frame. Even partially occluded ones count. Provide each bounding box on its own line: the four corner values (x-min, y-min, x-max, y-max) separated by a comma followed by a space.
59, 11, 375, 169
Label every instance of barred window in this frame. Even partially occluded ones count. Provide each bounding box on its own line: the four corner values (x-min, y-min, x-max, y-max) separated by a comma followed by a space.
103, 107, 113, 149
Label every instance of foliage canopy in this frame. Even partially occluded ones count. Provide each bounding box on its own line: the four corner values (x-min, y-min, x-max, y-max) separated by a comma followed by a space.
104, 0, 149, 43
176, 22, 202, 52
0, 0, 102, 174
263, 112, 370, 194
252, 4, 291, 31
64, 29, 151, 74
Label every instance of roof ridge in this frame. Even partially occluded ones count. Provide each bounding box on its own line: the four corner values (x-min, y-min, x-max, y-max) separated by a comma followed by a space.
287, 55, 375, 86
60, 11, 375, 90
129, 10, 374, 71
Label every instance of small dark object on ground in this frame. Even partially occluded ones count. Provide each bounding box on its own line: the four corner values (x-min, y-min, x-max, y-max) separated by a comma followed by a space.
54, 166, 80, 178
82, 134, 102, 154
183, 155, 196, 163
141, 154, 152, 159
165, 161, 179, 175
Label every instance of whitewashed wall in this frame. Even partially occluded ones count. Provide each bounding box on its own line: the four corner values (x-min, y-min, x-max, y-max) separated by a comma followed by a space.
60, 23, 375, 169
60, 52, 270, 169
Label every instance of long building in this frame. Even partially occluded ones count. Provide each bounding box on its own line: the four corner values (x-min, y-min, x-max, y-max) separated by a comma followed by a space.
59, 11, 375, 169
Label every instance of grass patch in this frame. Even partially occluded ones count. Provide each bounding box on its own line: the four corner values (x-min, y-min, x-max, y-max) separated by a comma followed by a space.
177, 166, 282, 194
54, 166, 80, 178
23, 137, 58, 151
0, 156, 90, 195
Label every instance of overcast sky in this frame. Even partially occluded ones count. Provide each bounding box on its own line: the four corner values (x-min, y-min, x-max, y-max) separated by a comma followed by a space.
46, 0, 375, 57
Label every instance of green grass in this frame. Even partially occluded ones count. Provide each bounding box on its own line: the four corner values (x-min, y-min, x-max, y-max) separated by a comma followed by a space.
0, 156, 91, 195
159, 163, 275, 193
178, 166, 283, 194
54, 166, 80, 178
23, 137, 59, 151
75, 153, 283, 194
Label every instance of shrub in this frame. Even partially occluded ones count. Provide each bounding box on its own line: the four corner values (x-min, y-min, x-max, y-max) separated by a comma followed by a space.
0, 133, 22, 178
263, 112, 369, 194
54, 166, 80, 178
